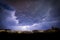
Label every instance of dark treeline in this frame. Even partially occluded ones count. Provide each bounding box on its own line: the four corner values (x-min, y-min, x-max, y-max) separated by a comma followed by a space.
0, 26, 60, 33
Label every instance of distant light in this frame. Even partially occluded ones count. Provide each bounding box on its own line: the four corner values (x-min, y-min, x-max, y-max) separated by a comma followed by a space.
22, 26, 30, 30
16, 25, 31, 31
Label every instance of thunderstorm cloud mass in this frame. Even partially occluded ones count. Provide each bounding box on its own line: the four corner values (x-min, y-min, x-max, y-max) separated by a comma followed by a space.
0, 0, 60, 31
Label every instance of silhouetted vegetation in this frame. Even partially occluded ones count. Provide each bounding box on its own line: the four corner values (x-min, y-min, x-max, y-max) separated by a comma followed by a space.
44, 26, 60, 32
0, 26, 60, 34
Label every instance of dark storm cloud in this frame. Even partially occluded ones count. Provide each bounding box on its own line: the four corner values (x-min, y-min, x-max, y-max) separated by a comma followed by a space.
0, 3, 19, 29
6, 0, 60, 28
0, 0, 60, 30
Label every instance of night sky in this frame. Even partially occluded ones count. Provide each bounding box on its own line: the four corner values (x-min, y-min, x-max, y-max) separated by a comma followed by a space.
0, 0, 60, 31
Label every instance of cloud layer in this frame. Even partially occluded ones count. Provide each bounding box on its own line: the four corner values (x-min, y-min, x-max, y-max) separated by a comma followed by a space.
0, 0, 60, 31
0, 3, 19, 29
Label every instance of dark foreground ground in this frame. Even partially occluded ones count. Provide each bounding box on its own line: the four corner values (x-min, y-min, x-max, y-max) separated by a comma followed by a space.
0, 32, 60, 40
0, 27, 60, 39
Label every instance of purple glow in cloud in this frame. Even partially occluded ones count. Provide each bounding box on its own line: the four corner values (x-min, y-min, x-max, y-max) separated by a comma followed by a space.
0, 0, 60, 31
0, 3, 19, 29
